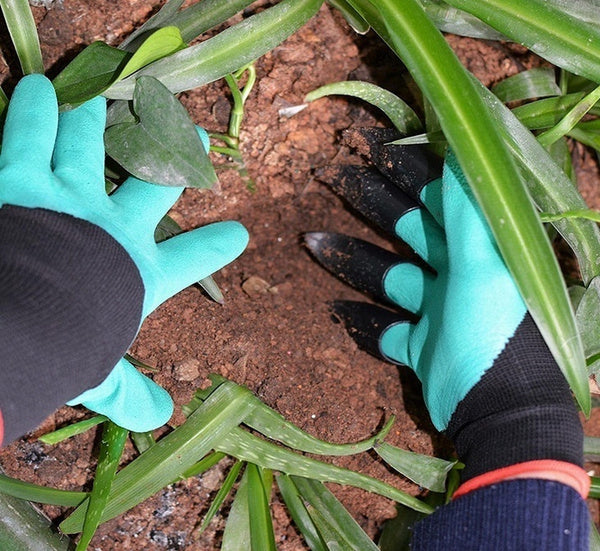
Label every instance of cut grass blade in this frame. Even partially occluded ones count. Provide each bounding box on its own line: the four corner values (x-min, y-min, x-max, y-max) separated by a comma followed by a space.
305, 81, 422, 135
348, 0, 590, 416
60, 380, 256, 533
105, 0, 323, 99
0, 0, 43, 74
76, 421, 128, 551
130, 431, 156, 454
247, 465, 276, 551
197, 460, 243, 534
39, 416, 107, 445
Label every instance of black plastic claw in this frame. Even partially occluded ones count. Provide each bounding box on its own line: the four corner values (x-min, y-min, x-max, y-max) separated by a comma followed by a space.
354, 127, 443, 200
305, 232, 403, 303
331, 300, 411, 364
316, 164, 418, 236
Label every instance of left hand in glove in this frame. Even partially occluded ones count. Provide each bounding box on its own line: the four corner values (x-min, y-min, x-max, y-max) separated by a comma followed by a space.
0, 74, 248, 437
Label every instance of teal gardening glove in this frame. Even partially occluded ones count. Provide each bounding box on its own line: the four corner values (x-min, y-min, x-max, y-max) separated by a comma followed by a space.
307, 134, 525, 430
0, 74, 248, 434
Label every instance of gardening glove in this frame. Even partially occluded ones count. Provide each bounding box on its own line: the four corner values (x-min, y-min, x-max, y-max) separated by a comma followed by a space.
306, 128, 585, 490
0, 74, 248, 440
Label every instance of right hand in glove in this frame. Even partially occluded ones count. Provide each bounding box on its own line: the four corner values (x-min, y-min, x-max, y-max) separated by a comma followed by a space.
306, 128, 585, 493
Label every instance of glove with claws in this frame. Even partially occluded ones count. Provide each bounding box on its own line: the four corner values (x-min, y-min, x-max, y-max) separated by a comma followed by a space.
305, 128, 586, 493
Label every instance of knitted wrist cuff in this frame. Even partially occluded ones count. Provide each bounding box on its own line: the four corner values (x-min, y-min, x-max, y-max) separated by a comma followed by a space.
446, 313, 584, 482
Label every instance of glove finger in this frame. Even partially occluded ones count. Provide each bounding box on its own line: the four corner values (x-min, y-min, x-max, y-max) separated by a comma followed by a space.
379, 319, 414, 366
111, 175, 184, 228
353, 128, 443, 201
53, 96, 107, 192
318, 164, 420, 237
332, 300, 414, 366
0, 75, 58, 172
441, 150, 501, 266
394, 207, 447, 271
67, 357, 173, 432
305, 232, 433, 314
148, 220, 249, 312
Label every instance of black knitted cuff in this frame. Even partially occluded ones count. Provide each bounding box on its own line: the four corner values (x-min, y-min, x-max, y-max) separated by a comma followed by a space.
0, 205, 144, 442
446, 313, 584, 482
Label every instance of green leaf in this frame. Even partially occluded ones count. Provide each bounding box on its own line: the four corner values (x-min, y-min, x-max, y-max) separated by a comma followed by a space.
247, 465, 276, 551
105, 0, 324, 99
584, 436, 600, 458
222, 467, 251, 551
214, 425, 432, 514
574, 276, 600, 359
0, 476, 74, 550
293, 476, 380, 551
0, 473, 86, 508
52, 42, 130, 107
417, 0, 506, 40
538, 83, 600, 146
118, 26, 186, 80
119, 0, 186, 51
191, 374, 395, 456
305, 81, 422, 136
276, 474, 327, 551
492, 67, 561, 103
511, 92, 585, 131
327, 0, 370, 34
198, 460, 244, 534
60, 380, 256, 533
77, 422, 128, 551
475, 81, 600, 286
104, 76, 217, 188
374, 442, 456, 492
130, 431, 156, 454
347, 0, 591, 414
180, 451, 225, 480
445, 0, 600, 83
591, 519, 600, 551
378, 503, 428, 551
0, 0, 43, 74
39, 415, 107, 445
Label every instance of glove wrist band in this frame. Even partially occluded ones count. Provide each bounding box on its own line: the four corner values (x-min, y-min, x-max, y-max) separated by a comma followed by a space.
453, 460, 590, 500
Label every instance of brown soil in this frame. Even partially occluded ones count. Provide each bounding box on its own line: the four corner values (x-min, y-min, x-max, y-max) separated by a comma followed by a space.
0, 1, 599, 550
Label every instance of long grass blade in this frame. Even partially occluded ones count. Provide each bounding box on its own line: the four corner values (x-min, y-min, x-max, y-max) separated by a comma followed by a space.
305, 81, 422, 135
39, 416, 107, 445
0, 0, 43, 74
222, 467, 251, 551
60, 381, 256, 533
348, 0, 590, 415
105, 0, 323, 99
374, 442, 455, 492
276, 474, 327, 551
77, 421, 128, 551
293, 476, 380, 551
214, 425, 432, 513
198, 460, 243, 534
0, 473, 86, 507
538, 83, 600, 146
247, 465, 276, 551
